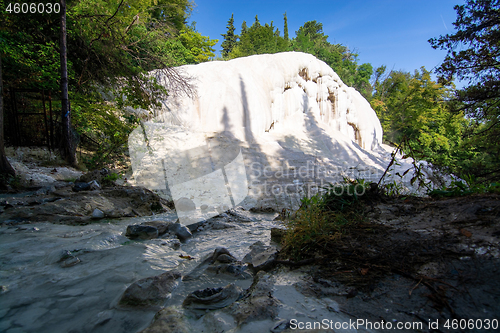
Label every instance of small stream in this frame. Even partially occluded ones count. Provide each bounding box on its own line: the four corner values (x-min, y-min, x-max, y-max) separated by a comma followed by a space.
0, 210, 281, 333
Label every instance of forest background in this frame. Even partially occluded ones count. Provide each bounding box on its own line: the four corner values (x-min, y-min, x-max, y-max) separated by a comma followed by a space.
0, 0, 498, 187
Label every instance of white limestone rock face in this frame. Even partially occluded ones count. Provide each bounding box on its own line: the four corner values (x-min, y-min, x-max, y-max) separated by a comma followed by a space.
129, 52, 447, 222
153, 52, 382, 151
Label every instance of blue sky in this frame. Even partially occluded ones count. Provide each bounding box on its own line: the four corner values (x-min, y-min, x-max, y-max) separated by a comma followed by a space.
188, 0, 464, 80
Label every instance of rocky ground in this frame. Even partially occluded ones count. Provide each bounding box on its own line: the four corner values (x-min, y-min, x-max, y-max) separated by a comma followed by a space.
1, 150, 499, 332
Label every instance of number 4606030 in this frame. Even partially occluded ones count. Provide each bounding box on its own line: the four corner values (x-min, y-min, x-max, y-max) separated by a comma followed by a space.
6, 2, 61, 14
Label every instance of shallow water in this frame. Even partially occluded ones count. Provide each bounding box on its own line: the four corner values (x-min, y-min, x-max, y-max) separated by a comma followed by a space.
0, 210, 281, 333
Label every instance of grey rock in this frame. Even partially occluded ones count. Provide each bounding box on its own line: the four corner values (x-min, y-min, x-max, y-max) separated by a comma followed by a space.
271, 319, 292, 333
61, 257, 81, 268
243, 241, 278, 272
206, 263, 252, 280
212, 247, 232, 262
183, 283, 242, 311
230, 271, 280, 325
73, 182, 90, 192
139, 307, 190, 333
125, 224, 159, 240
168, 222, 192, 242
143, 221, 173, 235
119, 271, 181, 308
91, 208, 105, 219
216, 254, 236, 263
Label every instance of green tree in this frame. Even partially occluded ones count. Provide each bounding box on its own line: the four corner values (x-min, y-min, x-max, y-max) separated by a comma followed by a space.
429, 0, 500, 181
0, 0, 217, 168
241, 21, 248, 35
291, 21, 373, 99
221, 13, 237, 58
283, 12, 289, 42
229, 19, 288, 58
371, 67, 467, 170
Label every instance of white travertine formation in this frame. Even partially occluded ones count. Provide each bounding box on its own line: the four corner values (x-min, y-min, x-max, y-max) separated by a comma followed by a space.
153, 51, 382, 151
129, 52, 448, 223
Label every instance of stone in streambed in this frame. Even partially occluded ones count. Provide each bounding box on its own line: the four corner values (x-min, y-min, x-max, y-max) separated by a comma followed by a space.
125, 224, 159, 240
92, 208, 105, 219
183, 283, 243, 311
168, 221, 192, 242
243, 241, 278, 272
139, 307, 190, 333
119, 271, 181, 308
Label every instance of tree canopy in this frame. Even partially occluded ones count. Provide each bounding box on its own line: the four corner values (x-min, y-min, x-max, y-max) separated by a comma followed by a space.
429, 0, 500, 181
221, 15, 373, 99
0, 0, 218, 169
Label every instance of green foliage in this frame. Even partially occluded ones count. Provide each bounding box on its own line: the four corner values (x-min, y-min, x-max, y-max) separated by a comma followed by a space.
228, 18, 289, 58
291, 21, 373, 99
429, 0, 500, 182
371, 67, 469, 174
428, 178, 500, 197
1, 0, 218, 170
70, 91, 138, 169
282, 179, 368, 260
221, 14, 237, 58
223, 16, 372, 99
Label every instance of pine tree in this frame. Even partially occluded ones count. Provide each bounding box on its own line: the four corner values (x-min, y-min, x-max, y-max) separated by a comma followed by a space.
253, 15, 260, 28
241, 21, 248, 35
221, 13, 237, 58
283, 12, 289, 41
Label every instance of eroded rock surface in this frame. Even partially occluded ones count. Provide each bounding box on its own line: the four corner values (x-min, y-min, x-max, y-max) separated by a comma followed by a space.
0, 186, 170, 225
119, 271, 181, 308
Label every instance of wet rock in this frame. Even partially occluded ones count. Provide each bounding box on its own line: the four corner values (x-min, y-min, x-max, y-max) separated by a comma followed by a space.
271, 319, 292, 333
143, 221, 173, 235
73, 182, 90, 192
119, 271, 181, 308
168, 222, 192, 242
125, 224, 159, 240
91, 208, 105, 219
229, 271, 280, 325
61, 257, 81, 268
212, 247, 233, 262
216, 254, 236, 263
226, 209, 254, 222
243, 241, 278, 272
183, 283, 243, 312
206, 263, 252, 280
140, 307, 190, 333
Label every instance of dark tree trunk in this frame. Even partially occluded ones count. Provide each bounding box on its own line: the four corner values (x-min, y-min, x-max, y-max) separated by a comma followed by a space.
60, 0, 77, 166
0, 55, 16, 178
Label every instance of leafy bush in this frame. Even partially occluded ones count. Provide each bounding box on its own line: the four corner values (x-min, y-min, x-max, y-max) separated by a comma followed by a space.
281, 179, 369, 260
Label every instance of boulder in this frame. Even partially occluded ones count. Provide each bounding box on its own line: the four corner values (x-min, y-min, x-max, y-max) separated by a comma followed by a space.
119, 271, 181, 308
243, 241, 278, 272
139, 307, 190, 333
125, 225, 159, 240
91, 208, 105, 219
168, 222, 192, 242
72, 182, 90, 192
183, 283, 243, 311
